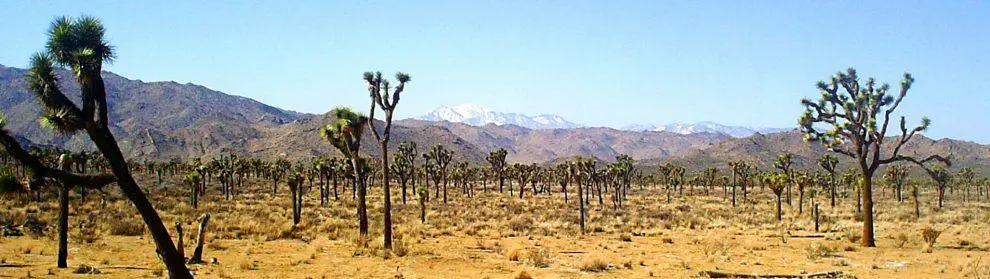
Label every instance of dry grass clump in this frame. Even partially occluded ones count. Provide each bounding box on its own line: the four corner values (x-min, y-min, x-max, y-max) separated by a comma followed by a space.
921, 226, 943, 253
508, 216, 534, 232
506, 248, 522, 261
893, 232, 909, 248
108, 218, 145, 236
579, 256, 610, 272
805, 242, 837, 261
515, 270, 533, 279
527, 248, 552, 268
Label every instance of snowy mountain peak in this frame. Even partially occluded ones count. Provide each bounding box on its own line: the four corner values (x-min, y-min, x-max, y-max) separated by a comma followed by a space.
417, 104, 583, 130
625, 122, 790, 138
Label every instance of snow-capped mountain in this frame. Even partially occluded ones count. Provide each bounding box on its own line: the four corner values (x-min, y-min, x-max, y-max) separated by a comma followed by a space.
626, 121, 790, 138
417, 103, 583, 130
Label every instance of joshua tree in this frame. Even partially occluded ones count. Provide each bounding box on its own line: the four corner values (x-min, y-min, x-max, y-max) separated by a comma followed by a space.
0, 16, 195, 277
321, 107, 371, 236
841, 168, 860, 212
956, 167, 975, 202
883, 164, 909, 202
426, 144, 453, 204
921, 165, 952, 208
798, 68, 950, 247
364, 71, 410, 250
728, 161, 753, 206
287, 169, 304, 226
185, 171, 202, 208
818, 154, 839, 207
487, 148, 508, 193
393, 142, 417, 205
773, 153, 794, 205
556, 163, 570, 203
763, 171, 789, 221
417, 184, 428, 223
794, 171, 815, 215
570, 157, 595, 233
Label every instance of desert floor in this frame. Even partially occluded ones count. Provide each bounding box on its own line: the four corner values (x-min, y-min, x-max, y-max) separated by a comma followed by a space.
2, 175, 989, 278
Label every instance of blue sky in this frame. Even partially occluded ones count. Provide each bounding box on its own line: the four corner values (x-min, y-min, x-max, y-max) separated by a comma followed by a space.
1, 1, 988, 143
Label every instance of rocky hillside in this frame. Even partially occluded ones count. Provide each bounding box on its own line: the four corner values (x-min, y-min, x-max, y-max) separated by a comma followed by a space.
1, 64, 986, 173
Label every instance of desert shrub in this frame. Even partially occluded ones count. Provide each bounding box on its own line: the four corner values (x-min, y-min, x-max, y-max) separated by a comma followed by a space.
893, 233, 909, 248
805, 243, 836, 260
619, 233, 632, 242
844, 228, 861, 244
508, 216, 533, 232
393, 236, 410, 257
527, 248, 552, 268
921, 226, 942, 253
507, 248, 522, 261
74, 264, 101, 274
580, 257, 609, 272
109, 218, 145, 236
515, 270, 533, 279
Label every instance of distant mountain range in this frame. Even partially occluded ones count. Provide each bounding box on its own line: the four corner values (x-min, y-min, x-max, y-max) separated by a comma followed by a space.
417, 103, 583, 130
623, 122, 792, 138
1, 64, 986, 172
417, 104, 789, 138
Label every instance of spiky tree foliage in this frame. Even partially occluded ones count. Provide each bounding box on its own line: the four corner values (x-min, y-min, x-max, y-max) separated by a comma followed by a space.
0, 16, 192, 276
364, 71, 410, 249
555, 163, 570, 203
793, 171, 816, 215
728, 160, 753, 206
956, 167, 975, 202
612, 154, 634, 202
841, 168, 861, 212
320, 107, 370, 236
920, 165, 952, 208
486, 148, 508, 193
883, 164, 909, 203
570, 157, 595, 233
184, 171, 202, 208
818, 154, 839, 207
763, 171, 790, 221
425, 144, 453, 204
393, 142, 417, 205
798, 68, 950, 247
417, 182, 429, 223
773, 153, 794, 205
287, 169, 304, 226
701, 168, 718, 195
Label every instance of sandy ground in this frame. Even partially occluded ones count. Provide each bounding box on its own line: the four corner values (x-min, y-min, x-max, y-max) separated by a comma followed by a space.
2, 176, 989, 278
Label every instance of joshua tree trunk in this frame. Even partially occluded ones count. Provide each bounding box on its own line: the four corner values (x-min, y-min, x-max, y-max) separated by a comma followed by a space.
860, 172, 876, 247
775, 194, 783, 221
57, 183, 69, 268
913, 185, 920, 218
381, 141, 393, 249
188, 213, 211, 264
577, 177, 585, 234
175, 222, 184, 261
86, 128, 191, 278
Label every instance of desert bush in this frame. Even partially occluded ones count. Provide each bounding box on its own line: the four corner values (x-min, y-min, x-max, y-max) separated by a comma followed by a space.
109, 218, 145, 236
515, 270, 533, 279
843, 228, 861, 244
527, 248, 552, 268
580, 257, 609, 272
921, 226, 942, 253
507, 248, 522, 261
805, 242, 836, 260
508, 216, 533, 232
893, 233, 909, 248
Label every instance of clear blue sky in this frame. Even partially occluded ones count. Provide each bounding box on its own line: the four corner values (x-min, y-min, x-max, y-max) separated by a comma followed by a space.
2, 1, 988, 143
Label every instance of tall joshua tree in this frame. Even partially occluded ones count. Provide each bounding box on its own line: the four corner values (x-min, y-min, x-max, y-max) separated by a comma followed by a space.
426, 144, 453, 204
798, 68, 949, 247
487, 148, 508, 193
0, 16, 192, 277
321, 107, 371, 236
773, 153, 793, 205
393, 142, 417, 205
364, 71, 410, 250
883, 164, 909, 202
818, 154, 839, 207
763, 171, 789, 221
